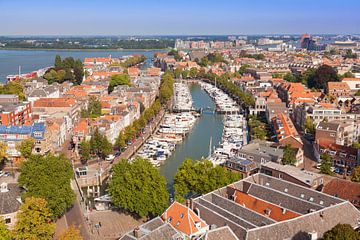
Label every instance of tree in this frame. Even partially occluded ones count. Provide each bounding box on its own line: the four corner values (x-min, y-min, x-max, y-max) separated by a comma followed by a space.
307, 65, 339, 92
16, 138, 34, 159
109, 158, 169, 218
108, 74, 131, 92
0, 80, 26, 100
73, 59, 84, 85
323, 223, 360, 240
174, 159, 241, 202
115, 132, 126, 149
189, 67, 198, 78
18, 154, 75, 218
12, 197, 55, 240
339, 71, 355, 79
320, 153, 333, 175
54, 55, 62, 69
282, 144, 297, 165
81, 96, 102, 118
248, 115, 268, 140
283, 73, 296, 82
350, 166, 360, 182
168, 49, 181, 61
173, 68, 182, 79
90, 128, 112, 159
0, 142, 7, 161
0, 217, 11, 240
304, 116, 315, 135
79, 141, 91, 164
58, 225, 83, 240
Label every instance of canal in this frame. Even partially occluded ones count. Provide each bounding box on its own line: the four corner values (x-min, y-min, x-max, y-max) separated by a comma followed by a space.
160, 83, 224, 193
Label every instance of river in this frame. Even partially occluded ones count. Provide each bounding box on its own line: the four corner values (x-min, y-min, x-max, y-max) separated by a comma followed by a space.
160, 83, 224, 193
0, 49, 161, 82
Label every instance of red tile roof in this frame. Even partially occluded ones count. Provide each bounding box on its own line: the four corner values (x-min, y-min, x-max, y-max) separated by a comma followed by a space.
323, 178, 360, 208
33, 98, 76, 108
234, 190, 301, 222
161, 201, 207, 236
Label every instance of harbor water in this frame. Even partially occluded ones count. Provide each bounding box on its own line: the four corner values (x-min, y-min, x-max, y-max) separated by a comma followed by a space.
160, 84, 224, 193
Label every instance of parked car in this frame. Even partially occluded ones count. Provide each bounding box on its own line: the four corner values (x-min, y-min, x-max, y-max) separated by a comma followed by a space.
105, 154, 115, 161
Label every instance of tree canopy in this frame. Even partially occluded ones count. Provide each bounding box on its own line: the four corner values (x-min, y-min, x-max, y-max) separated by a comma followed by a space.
80, 96, 102, 118
108, 74, 131, 92
0, 81, 26, 101
13, 197, 55, 240
159, 71, 174, 104
248, 115, 268, 140
320, 153, 333, 175
174, 159, 241, 202
58, 225, 83, 240
307, 65, 339, 92
121, 55, 146, 68
109, 158, 169, 218
0, 217, 11, 240
79, 140, 91, 164
282, 144, 297, 165
18, 154, 75, 218
44, 56, 83, 85
323, 223, 360, 240
89, 128, 113, 159
351, 166, 360, 182
16, 138, 34, 159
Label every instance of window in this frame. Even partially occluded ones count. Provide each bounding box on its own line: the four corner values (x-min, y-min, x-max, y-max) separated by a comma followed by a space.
5, 218, 11, 224
168, 217, 172, 223
180, 213, 184, 219
176, 221, 180, 227
300, 194, 305, 198
284, 188, 288, 193
319, 201, 324, 205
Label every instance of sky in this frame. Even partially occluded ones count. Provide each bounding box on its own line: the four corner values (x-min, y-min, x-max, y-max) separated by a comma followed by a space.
0, 0, 359, 36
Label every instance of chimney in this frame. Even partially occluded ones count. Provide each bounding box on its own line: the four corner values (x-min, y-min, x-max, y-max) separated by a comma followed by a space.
186, 199, 191, 208
133, 227, 140, 238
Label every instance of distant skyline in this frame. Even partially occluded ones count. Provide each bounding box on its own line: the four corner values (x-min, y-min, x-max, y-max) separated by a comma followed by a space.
1, 0, 359, 36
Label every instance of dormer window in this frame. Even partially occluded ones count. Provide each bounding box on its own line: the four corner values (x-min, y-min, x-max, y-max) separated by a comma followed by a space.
180, 213, 184, 219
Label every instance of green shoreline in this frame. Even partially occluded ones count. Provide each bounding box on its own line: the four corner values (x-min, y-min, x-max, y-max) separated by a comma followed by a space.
0, 47, 170, 52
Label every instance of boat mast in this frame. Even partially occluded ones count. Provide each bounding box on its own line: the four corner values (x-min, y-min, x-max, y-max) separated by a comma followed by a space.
208, 136, 212, 158
18, 65, 21, 76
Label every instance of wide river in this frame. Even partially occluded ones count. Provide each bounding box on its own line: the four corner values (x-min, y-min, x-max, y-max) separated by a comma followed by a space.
0, 49, 160, 82
160, 84, 224, 193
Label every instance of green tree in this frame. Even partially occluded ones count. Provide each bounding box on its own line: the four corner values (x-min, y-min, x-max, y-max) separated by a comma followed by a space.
12, 197, 55, 240
320, 153, 333, 175
81, 96, 102, 118
115, 132, 126, 149
108, 74, 131, 92
307, 65, 339, 92
350, 166, 360, 182
109, 158, 169, 218
0, 142, 7, 161
62, 57, 75, 69
73, 59, 84, 85
168, 49, 181, 61
181, 70, 189, 79
0, 80, 26, 100
323, 223, 360, 240
54, 55, 62, 69
173, 68, 182, 79
79, 141, 91, 164
0, 217, 11, 240
58, 225, 83, 240
189, 67, 198, 78
339, 71, 355, 79
351, 141, 360, 149
18, 154, 75, 218
90, 128, 112, 159
304, 116, 315, 135
174, 159, 241, 202
16, 138, 34, 159
283, 73, 296, 82
282, 144, 297, 165
248, 115, 268, 140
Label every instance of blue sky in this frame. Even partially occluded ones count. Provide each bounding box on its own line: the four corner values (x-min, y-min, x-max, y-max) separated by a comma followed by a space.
0, 0, 359, 35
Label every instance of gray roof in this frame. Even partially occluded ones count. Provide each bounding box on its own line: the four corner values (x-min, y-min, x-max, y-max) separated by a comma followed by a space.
261, 162, 322, 186
316, 122, 340, 132
204, 226, 239, 240
0, 183, 22, 214
120, 217, 182, 240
